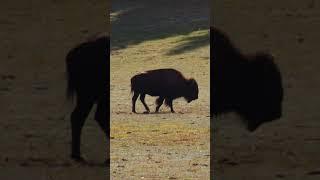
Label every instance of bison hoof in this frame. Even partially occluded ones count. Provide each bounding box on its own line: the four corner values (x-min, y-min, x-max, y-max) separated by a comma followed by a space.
71, 155, 87, 163
104, 159, 110, 166
247, 122, 260, 132
171, 110, 175, 113
143, 111, 150, 114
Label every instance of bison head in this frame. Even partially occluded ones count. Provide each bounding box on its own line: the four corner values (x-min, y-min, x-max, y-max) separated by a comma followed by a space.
185, 78, 199, 103
238, 52, 283, 131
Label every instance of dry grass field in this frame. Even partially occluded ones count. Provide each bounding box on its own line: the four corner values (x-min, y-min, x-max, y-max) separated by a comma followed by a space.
110, 32, 210, 179
111, 0, 210, 178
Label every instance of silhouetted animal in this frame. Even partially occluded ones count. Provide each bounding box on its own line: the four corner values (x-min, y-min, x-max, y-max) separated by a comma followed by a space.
211, 27, 283, 132
66, 35, 109, 163
131, 69, 198, 113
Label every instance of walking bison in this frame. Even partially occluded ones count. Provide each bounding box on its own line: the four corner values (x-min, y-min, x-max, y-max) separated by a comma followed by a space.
131, 69, 199, 113
211, 27, 284, 132
66, 35, 109, 163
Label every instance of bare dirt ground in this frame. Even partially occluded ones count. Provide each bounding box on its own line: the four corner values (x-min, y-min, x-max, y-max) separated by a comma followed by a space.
111, 0, 210, 179
0, 0, 109, 179
213, 0, 320, 179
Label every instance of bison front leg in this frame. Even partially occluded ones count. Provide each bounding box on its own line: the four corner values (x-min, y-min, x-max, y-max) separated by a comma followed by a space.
165, 98, 175, 113
95, 98, 109, 136
132, 92, 139, 113
95, 96, 110, 165
140, 94, 150, 113
70, 96, 94, 162
155, 97, 164, 113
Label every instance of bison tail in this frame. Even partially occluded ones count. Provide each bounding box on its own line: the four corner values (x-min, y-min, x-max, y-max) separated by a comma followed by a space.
130, 75, 141, 94
130, 76, 135, 94
66, 52, 76, 100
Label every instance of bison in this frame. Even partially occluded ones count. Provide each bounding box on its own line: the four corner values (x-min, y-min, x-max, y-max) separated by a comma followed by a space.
211, 27, 284, 132
131, 69, 198, 113
66, 35, 109, 164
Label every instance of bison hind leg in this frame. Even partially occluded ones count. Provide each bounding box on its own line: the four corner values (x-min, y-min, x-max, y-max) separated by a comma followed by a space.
95, 96, 109, 137
139, 94, 150, 113
155, 97, 164, 113
132, 92, 139, 113
164, 98, 175, 113
70, 95, 95, 161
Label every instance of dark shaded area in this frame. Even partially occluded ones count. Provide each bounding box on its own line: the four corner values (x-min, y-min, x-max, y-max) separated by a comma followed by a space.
65, 35, 110, 167
210, 27, 284, 132
166, 32, 209, 55
111, 0, 209, 53
131, 68, 198, 113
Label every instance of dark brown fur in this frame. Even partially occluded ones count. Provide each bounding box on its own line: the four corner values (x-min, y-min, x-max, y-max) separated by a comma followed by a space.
66, 35, 109, 163
211, 27, 283, 132
131, 69, 198, 113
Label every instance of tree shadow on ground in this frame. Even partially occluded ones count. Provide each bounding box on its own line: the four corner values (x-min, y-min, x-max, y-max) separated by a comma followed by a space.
166, 31, 209, 55
111, 0, 209, 54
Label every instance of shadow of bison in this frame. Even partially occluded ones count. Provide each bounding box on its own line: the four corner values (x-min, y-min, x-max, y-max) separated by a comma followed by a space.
131, 69, 199, 113
66, 35, 109, 164
211, 27, 284, 132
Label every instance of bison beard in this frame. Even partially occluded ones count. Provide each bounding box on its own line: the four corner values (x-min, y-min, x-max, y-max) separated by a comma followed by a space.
66, 35, 109, 164
131, 69, 199, 113
211, 27, 284, 132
